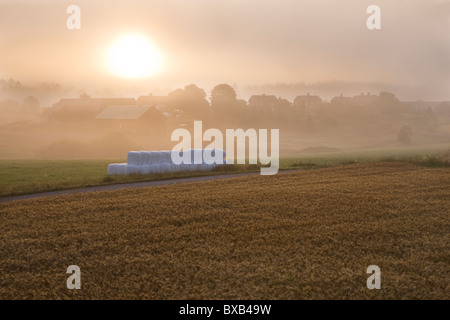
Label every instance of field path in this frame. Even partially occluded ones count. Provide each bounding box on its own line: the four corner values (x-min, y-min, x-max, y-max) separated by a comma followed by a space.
0, 170, 297, 202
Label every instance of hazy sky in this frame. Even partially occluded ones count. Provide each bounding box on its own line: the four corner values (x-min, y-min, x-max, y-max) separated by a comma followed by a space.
0, 0, 449, 99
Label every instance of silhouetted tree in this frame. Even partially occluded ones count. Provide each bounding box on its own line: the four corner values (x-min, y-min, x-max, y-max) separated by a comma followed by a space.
168, 84, 209, 117
183, 84, 209, 113
378, 92, 402, 114
167, 88, 184, 110
210, 84, 238, 119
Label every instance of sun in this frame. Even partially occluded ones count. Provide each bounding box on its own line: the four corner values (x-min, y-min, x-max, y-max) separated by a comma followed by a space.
106, 34, 162, 79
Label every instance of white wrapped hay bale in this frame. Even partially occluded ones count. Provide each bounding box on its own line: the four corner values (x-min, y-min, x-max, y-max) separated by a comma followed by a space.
188, 163, 200, 172
203, 148, 226, 165
109, 148, 226, 175
160, 163, 171, 173
180, 163, 190, 172
139, 165, 150, 175
214, 148, 226, 165
183, 149, 194, 164
125, 165, 140, 175
140, 151, 152, 165
160, 150, 172, 164
170, 150, 184, 165
203, 148, 214, 165
150, 151, 161, 164
127, 151, 141, 166
149, 163, 160, 174
193, 149, 203, 164
170, 163, 180, 173
116, 163, 127, 175
107, 164, 118, 175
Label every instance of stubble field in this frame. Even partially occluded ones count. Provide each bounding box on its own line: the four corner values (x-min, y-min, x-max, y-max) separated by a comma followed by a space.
0, 162, 449, 299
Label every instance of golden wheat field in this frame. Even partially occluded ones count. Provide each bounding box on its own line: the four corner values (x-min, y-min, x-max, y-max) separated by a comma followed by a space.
0, 162, 449, 299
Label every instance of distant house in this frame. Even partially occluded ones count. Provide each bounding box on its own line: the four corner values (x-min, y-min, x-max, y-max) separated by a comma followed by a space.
293, 93, 322, 110
52, 98, 136, 112
331, 94, 352, 105
95, 105, 166, 129
49, 98, 136, 122
352, 93, 378, 107
248, 94, 289, 112
249, 94, 277, 108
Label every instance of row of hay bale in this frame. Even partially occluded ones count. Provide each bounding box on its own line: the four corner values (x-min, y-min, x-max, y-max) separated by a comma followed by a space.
107, 149, 226, 175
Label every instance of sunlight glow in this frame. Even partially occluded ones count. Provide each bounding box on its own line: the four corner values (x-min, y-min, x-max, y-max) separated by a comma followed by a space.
106, 34, 162, 79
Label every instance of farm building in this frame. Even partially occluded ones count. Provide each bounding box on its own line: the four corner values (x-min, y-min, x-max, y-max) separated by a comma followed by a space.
48, 97, 136, 122
249, 94, 290, 112
293, 93, 322, 110
94, 105, 167, 130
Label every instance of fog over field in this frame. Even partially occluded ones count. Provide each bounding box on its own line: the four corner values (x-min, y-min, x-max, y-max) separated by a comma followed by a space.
0, 0, 449, 160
